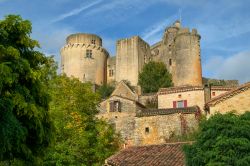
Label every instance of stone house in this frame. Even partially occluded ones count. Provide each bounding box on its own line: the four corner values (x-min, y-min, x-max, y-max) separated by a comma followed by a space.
158, 85, 234, 114
98, 81, 201, 146
205, 82, 250, 117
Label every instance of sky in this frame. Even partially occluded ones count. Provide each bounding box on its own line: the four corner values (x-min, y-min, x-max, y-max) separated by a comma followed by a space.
1, 0, 250, 83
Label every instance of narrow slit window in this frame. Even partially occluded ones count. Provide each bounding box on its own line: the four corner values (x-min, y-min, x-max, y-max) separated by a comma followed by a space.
169, 59, 172, 66
145, 127, 149, 134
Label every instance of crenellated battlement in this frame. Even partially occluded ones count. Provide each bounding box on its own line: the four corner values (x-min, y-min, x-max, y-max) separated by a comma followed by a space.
176, 28, 201, 39
60, 43, 109, 55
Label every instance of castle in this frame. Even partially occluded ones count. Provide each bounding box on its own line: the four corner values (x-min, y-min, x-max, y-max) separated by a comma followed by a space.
60, 21, 250, 147
61, 21, 202, 87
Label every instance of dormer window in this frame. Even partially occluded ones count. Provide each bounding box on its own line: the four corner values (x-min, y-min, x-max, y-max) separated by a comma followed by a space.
86, 49, 92, 58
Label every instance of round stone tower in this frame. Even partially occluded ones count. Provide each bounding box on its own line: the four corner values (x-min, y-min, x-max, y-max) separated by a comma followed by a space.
174, 28, 202, 86
61, 33, 109, 85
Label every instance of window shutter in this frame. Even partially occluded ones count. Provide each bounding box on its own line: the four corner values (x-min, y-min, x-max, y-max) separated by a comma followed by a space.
110, 102, 114, 112
184, 100, 187, 107
173, 101, 176, 108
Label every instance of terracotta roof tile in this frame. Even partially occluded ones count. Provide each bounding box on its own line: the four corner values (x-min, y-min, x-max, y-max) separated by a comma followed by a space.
136, 106, 199, 117
158, 86, 203, 95
210, 86, 235, 91
106, 142, 191, 166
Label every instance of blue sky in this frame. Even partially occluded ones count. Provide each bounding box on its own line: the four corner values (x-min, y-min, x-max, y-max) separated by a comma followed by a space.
1, 0, 250, 83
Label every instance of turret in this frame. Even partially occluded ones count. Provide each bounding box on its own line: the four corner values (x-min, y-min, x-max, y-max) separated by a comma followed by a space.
61, 33, 109, 85
174, 28, 202, 86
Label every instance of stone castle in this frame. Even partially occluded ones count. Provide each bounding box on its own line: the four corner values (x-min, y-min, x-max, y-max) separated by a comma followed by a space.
60, 21, 250, 147
61, 21, 202, 87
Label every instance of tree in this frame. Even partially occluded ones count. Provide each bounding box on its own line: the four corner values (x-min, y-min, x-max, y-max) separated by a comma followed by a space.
184, 112, 250, 166
138, 61, 173, 93
0, 15, 55, 164
96, 83, 115, 99
44, 75, 120, 166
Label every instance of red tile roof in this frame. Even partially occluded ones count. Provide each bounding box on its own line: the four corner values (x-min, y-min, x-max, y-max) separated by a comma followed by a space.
158, 86, 204, 95
210, 86, 235, 91
106, 142, 191, 166
136, 106, 200, 117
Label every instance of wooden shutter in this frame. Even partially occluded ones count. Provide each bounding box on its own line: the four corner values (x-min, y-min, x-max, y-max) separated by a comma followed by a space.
110, 102, 114, 112
173, 101, 177, 108
184, 100, 187, 107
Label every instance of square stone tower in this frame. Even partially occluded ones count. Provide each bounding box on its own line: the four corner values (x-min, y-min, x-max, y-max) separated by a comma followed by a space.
115, 36, 151, 86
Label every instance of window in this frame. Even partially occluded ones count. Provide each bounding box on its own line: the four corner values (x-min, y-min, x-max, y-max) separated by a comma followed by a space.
212, 92, 216, 96
169, 59, 172, 66
86, 49, 92, 58
91, 39, 95, 44
109, 69, 114, 77
173, 100, 187, 108
177, 101, 184, 108
110, 101, 121, 112
178, 94, 181, 98
145, 127, 149, 134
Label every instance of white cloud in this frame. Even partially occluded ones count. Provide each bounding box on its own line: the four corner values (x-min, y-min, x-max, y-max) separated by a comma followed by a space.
51, 0, 103, 23
203, 51, 250, 83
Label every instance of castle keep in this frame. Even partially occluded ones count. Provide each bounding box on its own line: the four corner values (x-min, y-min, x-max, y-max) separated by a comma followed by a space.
60, 21, 249, 147
61, 21, 202, 87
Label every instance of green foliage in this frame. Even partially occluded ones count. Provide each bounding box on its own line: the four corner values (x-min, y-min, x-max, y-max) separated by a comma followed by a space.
96, 83, 115, 99
0, 15, 55, 164
138, 61, 173, 93
184, 112, 250, 166
44, 76, 120, 166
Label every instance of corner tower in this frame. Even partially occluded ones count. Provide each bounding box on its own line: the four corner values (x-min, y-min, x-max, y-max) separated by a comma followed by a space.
150, 21, 202, 87
61, 33, 109, 85
174, 28, 202, 86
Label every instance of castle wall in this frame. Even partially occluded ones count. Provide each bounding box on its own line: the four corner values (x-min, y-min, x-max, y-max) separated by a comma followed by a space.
61, 33, 108, 85
138, 93, 157, 106
107, 56, 116, 84
115, 36, 151, 86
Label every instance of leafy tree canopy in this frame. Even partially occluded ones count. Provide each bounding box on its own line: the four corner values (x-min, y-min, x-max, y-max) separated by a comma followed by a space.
184, 112, 250, 166
0, 15, 55, 164
138, 61, 173, 93
44, 75, 120, 166
96, 83, 115, 99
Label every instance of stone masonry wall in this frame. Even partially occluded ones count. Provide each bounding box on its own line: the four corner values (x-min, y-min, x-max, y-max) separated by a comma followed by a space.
133, 113, 198, 145
115, 36, 151, 86
209, 88, 250, 117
